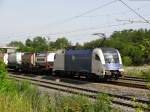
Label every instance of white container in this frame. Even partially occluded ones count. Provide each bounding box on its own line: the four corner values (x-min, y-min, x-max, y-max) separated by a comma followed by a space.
8, 52, 23, 65
0, 53, 8, 65
4, 53, 8, 65
36, 52, 55, 66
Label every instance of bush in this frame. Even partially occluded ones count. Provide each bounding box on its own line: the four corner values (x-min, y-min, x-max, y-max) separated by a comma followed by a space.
124, 66, 150, 79
0, 80, 53, 112
54, 94, 93, 112
142, 69, 150, 110
122, 56, 132, 66
53, 93, 114, 112
0, 59, 8, 91
0, 59, 7, 80
141, 70, 150, 82
94, 94, 113, 112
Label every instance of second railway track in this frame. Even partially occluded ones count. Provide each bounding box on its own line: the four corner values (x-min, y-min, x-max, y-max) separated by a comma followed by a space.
107, 79, 149, 90
121, 75, 148, 82
9, 74, 150, 112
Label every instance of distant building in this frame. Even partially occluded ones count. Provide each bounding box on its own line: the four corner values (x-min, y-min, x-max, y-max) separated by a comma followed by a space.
0, 46, 17, 53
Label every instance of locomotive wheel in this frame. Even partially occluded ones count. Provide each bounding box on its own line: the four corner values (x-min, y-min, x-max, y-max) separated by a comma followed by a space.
86, 73, 92, 81
114, 74, 119, 80
102, 75, 109, 82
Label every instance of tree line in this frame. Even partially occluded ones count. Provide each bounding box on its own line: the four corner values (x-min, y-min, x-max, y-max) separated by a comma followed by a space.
8, 37, 71, 52
8, 29, 150, 66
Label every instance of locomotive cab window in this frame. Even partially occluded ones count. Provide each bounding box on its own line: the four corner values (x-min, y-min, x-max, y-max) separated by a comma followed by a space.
95, 54, 100, 61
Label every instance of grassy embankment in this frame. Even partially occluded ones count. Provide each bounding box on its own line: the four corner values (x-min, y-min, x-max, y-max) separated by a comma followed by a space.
124, 66, 150, 80
0, 60, 122, 112
124, 66, 150, 110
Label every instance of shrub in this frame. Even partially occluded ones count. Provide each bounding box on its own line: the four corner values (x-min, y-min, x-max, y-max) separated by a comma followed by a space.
0, 76, 116, 112
141, 70, 150, 82
93, 94, 112, 112
52, 93, 115, 112
122, 56, 132, 66
141, 69, 150, 110
0, 80, 53, 112
54, 94, 93, 112
0, 59, 8, 92
0, 59, 7, 80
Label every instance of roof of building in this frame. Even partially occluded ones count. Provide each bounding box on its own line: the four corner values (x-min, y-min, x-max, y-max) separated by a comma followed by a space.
0, 46, 17, 49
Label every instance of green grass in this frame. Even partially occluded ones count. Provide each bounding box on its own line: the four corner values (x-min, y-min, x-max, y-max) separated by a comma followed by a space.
52, 93, 118, 112
0, 60, 149, 112
0, 60, 123, 112
0, 78, 123, 112
124, 66, 150, 110
124, 66, 150, 80
0, 80, 51, 112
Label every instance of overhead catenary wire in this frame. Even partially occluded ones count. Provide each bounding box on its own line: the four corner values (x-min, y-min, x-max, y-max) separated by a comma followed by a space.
117, 19, 150, 23
30, 0, 150, 36
28, 3, 147, 34
50, 0, 118, 26
45, 22, 134, 36
2, 0, 149, 41
118, 0, 150, 24
81, 5, 150, 18
17, 0, 148, 36
1, 22, 134, 42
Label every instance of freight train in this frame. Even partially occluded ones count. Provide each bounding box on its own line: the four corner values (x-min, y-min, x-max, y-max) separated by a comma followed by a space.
0, 47, 124, 80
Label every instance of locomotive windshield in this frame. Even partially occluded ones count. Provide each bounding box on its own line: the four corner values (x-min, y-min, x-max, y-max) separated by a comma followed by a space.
102, 48, 119, 63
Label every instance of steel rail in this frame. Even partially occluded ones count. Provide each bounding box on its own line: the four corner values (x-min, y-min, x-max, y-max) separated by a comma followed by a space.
107, 80, 148, 90
122, 75, 148, 82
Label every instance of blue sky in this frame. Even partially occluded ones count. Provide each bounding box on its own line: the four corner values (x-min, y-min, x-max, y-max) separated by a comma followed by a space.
0, 0, 150, 45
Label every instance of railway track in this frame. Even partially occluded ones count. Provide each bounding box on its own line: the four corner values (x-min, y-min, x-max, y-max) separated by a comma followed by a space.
9, 74, 150, 111
121, 75, 148, 82
9, 70, 149, 90
107, 79, 148, 90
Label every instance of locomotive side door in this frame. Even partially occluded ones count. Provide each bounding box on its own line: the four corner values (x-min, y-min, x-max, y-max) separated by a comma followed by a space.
53, 51, 65, 71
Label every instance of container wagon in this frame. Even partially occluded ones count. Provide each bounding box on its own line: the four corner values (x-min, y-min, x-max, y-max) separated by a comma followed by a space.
22, 52, 36, 72
0, 53, 8, 65
35, 52, 56, 73
8, 52, 24, 71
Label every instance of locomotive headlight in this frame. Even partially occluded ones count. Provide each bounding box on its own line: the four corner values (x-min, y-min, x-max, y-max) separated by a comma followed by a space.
105, 70, 112, 75
102, 69, 105, 75
119, 68, 124, 72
